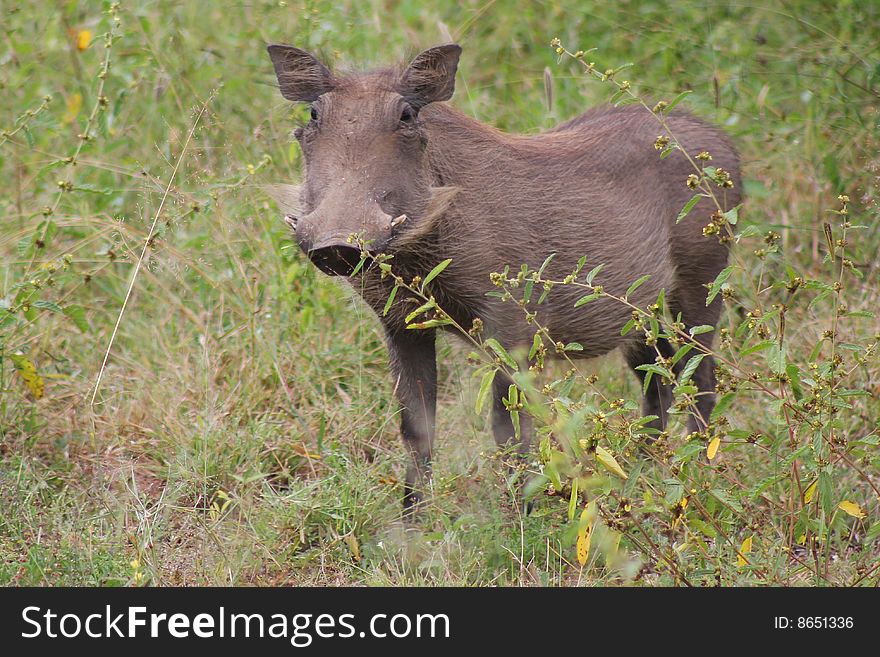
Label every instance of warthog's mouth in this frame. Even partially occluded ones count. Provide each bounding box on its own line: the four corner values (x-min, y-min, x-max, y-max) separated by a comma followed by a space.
307, 242, 366, 277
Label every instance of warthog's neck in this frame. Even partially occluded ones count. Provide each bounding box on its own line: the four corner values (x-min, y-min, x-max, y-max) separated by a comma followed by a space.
420, 104, 512, 188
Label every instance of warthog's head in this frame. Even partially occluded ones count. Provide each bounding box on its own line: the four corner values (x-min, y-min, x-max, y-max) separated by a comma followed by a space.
267, 43, 461, 276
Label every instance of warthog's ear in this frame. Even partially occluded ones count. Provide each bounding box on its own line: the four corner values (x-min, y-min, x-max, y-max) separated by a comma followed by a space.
398, 44, 462, 109
267, 44, 334, 102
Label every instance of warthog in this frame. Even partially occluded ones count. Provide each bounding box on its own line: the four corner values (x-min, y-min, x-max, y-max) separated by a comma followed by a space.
266, 43, 741, 511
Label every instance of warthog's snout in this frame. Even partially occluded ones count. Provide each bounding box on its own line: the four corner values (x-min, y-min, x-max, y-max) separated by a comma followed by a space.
294, 198, 396, 276
307, 239, 364, 276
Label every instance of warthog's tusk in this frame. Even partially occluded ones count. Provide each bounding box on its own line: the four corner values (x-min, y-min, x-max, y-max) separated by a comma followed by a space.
284, 214, 298, 231
390, 214, 408, 227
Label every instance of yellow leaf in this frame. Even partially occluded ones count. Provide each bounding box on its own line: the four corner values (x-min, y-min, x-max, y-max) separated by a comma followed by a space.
737, 535, 752, 567
595, 446, 628, 479
344, 534, 361, 562
63, 92, 82, 125
576, 522, 592, 566
11, 353, 44, 400
796, 534, 806, 545
706, 436, 721, 460
293, 442, 322, 460
803, 480, 817, 504
838, 500, 865, 519
76, 30, 92, 51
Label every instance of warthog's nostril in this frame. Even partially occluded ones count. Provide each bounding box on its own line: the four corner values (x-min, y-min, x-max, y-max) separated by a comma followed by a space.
307, 243, 364, 276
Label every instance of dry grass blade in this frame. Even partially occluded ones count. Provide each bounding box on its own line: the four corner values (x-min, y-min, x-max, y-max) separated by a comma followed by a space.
89, 92, 215, 407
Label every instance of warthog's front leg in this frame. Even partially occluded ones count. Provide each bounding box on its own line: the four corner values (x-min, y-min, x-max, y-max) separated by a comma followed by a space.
491, 370, 534, 513
387, 329, 437, 516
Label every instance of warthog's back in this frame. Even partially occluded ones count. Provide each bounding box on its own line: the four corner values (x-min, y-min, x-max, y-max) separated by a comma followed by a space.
417, 104, 740, 355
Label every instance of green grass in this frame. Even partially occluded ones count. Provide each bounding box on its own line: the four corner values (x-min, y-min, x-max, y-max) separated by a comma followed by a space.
1, 0, 878, 586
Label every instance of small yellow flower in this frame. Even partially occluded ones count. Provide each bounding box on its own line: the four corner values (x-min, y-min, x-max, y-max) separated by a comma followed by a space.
76, 30, 92, 51
654, 135, 670, 151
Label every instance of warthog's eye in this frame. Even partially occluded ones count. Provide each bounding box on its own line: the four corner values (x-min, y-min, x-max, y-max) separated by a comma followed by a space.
399, 105, 415, 124
309, 106, 318, 122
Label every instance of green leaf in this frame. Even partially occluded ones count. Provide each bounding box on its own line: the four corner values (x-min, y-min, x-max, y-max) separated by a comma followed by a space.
689, 518, 717, 538
537, 253, 556, 277
845, 310, 874, 319
740, 339, 775, 357
404, 299, 436, 324
73, 183, 114, 195
568, 478, 579, 522
688, 325, 714, 336
676, 194, 702, 224
545, 453, 563, 491
664, 479, 684, 505
585, 264, 604, 285
522, 474, 550, 501
475, 369, 496, 415
710, 487, 743, 513
665, 90, 692, 112
406, 319, 451, 329
421, 258, 452, 291
17, 237, 33, 258
677, 353, 704, 385
529, 333, 542, 361
635, 363, 671, 393
382, 285, 399, 317
669, 343, 695, 367
706, 266, 733, 305
484, 338, 517, 369
615, 96, 640, 107
63, 304, 89, 333
563, 342, 583, 352
350, 254, 368, 277
625, 275, 651, 298
767, 343, 786, 375
33, 300, 62, 313
609, 88, 626, 104
786, 363, 803, 401
818, 470, 834, 514
736, 225, 763, 239
574, 292, 600, 307
722, 204, 740, 226
710, 392, 735, 422
595, 446, 627, 479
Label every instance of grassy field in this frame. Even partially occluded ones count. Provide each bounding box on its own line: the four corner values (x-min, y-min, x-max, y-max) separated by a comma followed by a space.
1, 0, 878, 586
